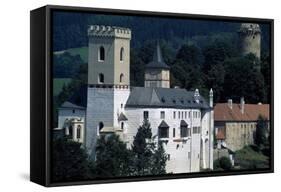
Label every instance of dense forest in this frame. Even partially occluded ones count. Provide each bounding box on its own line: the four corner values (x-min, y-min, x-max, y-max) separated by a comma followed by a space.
52, 11, 271, 119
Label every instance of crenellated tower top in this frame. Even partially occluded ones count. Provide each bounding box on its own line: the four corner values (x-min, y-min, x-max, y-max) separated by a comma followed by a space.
88, 25, 131, 39
238, 23, 261, 35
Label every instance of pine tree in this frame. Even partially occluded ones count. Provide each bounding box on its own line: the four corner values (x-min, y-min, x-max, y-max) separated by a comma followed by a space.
255, 115, 268, 148
132, 120, 168, 176
95, 134, 134, 178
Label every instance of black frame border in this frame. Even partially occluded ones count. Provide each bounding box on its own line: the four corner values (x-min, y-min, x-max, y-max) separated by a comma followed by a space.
31, 4, 274, 187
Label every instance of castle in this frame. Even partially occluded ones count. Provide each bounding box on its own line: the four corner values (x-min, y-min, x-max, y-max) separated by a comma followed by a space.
56, 25, 214, 173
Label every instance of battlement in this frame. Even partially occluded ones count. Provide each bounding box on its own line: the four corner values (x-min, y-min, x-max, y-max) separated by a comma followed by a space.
88, 25, 131, 39
238, 23, 261, 35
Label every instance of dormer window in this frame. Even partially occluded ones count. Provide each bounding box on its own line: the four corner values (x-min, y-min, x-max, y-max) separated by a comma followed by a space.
99, 46, 105, 61
120, 47, 124, 61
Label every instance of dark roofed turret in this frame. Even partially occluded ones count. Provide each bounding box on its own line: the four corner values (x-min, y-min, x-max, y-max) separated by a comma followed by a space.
144, 41, 170, 88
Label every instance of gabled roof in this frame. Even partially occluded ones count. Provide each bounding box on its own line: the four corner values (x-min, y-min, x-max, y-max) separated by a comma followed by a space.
214, 103, 269, 122
125, 87, 210, 109
118, 112, 128, 121
59, 101, 85, 110
158, 120, 169, 128
145, 42, 170, 69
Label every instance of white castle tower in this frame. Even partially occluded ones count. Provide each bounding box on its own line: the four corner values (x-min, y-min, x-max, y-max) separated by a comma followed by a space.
86, 25, 131, 158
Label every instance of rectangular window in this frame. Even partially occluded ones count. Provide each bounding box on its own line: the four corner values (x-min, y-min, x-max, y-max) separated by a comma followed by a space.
181, 111, 184, 119
193, 127, 198, 134
187, 128, 191, 137
192, 127, 201, 134
189, 111, 191, 118
159, 127, 169, 138
180, 126, 188, 137
173, 128, 176, 137
188, 152, 191, 159
160, 111, 165, 119
76, 126, 81, 139
143, 111, 149, 120
173, 111, 176, 119
185, 111, 187, 119
178, 111, 180, 119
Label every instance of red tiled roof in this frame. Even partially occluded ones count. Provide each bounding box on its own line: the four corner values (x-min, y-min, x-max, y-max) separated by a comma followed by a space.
216, 129, 226, 140
214, 103, 270, 122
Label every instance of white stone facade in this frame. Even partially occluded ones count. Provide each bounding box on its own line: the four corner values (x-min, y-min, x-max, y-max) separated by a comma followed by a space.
58, 108, 85, 143
123, 107, 213, 173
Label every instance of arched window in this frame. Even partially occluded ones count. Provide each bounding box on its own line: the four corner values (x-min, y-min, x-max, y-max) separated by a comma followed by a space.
76, 125, 81, 139
120, 47, 124, 61
99, 46, 105, 61
98, 73, 104, 83
98, 122, 104, 132
120, 73, 124, 83
121, 122, 124, 130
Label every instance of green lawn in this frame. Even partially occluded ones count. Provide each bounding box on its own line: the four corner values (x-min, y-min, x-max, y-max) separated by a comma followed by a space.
54, 46, 88, 63
53, 78, 72, 96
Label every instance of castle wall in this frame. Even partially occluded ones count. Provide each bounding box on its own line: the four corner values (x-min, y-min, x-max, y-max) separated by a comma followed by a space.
113, 38, 130, 85
222, 122, 256, 151
88, 37, 115, 85
86, 87, 114, 157
124, 107, 213, 173
85, 87, 130, 158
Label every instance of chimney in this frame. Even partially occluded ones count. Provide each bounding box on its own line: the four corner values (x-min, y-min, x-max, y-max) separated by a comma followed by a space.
194, 89, 200, 103
209, 88, 213, 108
227, 99, 233, 109
240, 97, 245, 114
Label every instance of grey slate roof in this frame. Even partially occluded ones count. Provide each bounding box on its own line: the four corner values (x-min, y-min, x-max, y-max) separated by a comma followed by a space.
159, 120, 169, 128
59, 101, 85, 110
125, 87, 210, 109
145, 42, 170, 69
118, 112, 128, 121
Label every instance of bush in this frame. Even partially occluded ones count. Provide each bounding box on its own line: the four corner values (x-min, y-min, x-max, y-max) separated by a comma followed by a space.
214, 157, 232, 171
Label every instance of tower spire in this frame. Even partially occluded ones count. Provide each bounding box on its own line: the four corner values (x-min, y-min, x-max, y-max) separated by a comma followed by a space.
146, 41, 170, 69
144, 41, 170, 88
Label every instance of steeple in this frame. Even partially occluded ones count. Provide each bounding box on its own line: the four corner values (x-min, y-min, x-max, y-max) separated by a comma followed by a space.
146, 41, 170, 70
144, 41, 170, 88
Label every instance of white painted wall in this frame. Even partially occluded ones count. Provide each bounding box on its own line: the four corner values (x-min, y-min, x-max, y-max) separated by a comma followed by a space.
124, 107, 212, 173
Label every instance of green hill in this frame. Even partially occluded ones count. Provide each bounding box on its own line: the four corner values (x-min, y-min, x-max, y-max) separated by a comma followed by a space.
54, 46, 88, 63
53, 78, 72, 96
